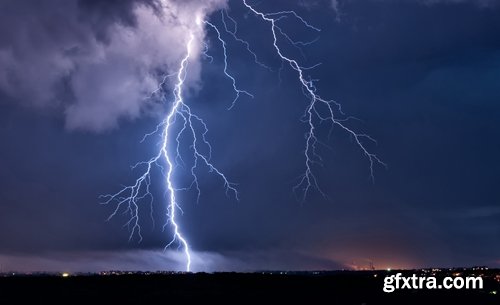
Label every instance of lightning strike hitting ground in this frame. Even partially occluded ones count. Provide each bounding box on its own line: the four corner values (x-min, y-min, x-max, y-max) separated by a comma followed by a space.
103, 0, 384, 272
101, 30, 238, 272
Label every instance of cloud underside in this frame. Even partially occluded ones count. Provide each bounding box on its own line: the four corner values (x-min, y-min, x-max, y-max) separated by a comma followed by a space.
0, 0, 226, 132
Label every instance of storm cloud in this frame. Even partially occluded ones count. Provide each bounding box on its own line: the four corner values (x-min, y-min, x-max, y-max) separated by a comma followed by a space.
0, 0, 226, 132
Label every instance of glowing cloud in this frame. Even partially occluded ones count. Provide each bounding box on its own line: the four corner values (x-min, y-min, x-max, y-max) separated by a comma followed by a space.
0, 0, 227, 132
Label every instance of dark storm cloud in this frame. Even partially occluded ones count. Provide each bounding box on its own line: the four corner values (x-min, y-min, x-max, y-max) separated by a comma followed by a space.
328, 0, 499, 21
0, 0, 226, 132
0, 0, 155, 131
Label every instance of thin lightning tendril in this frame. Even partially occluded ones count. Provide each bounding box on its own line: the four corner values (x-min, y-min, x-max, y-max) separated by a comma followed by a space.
204, 20, 254, 110
220, 10, 273, 72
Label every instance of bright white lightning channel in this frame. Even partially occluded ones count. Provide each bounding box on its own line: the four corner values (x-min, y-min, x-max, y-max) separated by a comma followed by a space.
101, 31, 238, 272
103, 1, 384, 273
242, 0, 386, 201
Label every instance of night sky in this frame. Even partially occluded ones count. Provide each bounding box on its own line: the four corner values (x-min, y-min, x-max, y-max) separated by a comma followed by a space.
0, 0, 499, 272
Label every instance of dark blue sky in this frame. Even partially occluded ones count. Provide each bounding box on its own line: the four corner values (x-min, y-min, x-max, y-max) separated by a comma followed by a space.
0, 0, 499, 272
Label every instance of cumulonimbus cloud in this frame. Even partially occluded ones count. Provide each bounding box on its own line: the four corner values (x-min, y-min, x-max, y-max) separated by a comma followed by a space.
0, 0, 226, 132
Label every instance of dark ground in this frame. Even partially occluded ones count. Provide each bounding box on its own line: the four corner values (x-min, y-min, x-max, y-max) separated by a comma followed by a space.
1, 270, 499, 304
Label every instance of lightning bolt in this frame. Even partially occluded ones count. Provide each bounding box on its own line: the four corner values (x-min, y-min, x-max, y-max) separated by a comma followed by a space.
242, 0, 386, 201
220, 10, 273, 72
102, 1, 385, 273
101, 31, 238, 272
204, 20, 254, 110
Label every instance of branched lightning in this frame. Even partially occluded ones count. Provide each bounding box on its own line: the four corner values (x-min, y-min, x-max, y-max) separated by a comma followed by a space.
220, 10, 272, 72
102, 0, 385, 272
204, 20, 254, 110
242, 0, 386, 201
101, 32, 238, 272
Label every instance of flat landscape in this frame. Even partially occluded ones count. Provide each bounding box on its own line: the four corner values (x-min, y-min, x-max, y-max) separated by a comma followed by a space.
1, 270, 499, 304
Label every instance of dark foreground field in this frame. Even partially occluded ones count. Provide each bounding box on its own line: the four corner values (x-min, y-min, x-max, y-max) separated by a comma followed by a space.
1, 270, 499, 304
